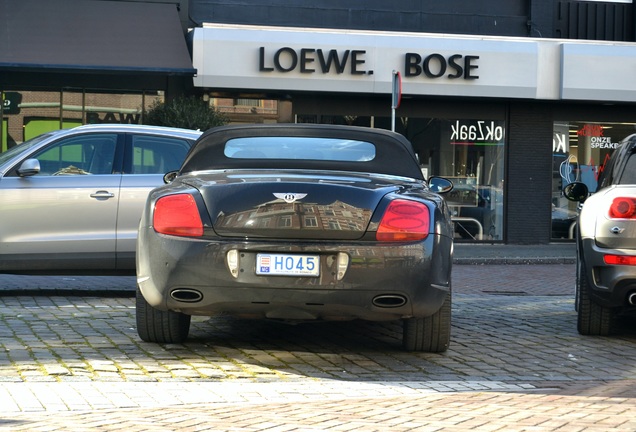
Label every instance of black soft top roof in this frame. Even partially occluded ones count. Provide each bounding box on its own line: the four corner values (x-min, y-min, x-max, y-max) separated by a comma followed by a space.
180, 124, 424, 180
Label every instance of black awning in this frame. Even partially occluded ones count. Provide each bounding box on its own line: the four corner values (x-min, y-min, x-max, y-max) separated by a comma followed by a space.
0, 0, 196, 76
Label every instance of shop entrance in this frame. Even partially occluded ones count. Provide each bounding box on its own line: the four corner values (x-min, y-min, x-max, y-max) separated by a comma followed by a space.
296, 114, 506, 242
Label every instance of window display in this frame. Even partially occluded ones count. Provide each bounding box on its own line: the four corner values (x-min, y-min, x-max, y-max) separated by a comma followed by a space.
1, 89, 162, 149
552, 121, 636, 240
297, 115, 506, 241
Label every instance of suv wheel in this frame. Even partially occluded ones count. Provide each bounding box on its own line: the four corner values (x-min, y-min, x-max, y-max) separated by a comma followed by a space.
576, 260, 615, 336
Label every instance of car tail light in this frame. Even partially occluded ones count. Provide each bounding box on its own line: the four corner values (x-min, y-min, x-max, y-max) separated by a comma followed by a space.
609, 197, 636, 219
153, 194, 203, 237
604, 254, 636, 266
376, 199, 430, 242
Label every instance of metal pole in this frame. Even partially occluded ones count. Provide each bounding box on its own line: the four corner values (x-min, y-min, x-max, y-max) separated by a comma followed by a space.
391, 70, 401, 133
391, 107, 396, 132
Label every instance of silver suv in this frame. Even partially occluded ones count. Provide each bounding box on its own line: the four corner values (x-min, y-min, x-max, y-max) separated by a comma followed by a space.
0, 124, 201, 275
565, 133, 636, 335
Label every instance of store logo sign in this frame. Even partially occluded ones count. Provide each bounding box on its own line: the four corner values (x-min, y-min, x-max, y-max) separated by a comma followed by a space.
577, 125, 618, 149
258, 47, 480, 80
259, 47, 369, 75
404, 53, 479, 79
590, 137, 618, 149
577, 124, 604, 137
553, 133, 567, 153
2, 92, 22, 115
450, 120, 504, 144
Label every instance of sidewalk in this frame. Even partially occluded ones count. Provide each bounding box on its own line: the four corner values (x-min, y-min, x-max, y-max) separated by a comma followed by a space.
453, 242, 576, 265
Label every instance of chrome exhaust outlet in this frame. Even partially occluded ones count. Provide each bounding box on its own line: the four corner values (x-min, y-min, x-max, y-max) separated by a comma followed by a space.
372, 294, 407, 308
170, 288, 203, 303
628, 292, 636, 306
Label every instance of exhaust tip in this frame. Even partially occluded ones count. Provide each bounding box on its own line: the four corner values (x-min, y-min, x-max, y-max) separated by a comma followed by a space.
372, 294, 407, 308
170, 288, 203, 303
628, 292, 636, 306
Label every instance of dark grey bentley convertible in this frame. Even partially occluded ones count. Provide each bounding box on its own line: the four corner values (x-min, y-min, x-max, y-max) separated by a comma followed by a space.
136, 124, 454, 352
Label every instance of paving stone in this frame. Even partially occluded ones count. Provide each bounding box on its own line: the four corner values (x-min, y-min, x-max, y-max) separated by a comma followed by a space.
0, 265, 634, 431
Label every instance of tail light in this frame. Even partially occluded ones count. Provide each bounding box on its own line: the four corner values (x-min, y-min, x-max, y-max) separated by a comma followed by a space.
604, 254, 636, 266
153, 194, 203, 237
376, 199, 430, 242
609, 197, 636, 219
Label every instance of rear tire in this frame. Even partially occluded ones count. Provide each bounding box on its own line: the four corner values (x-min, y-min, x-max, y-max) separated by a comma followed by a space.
136, 287, 191, 343
403, 290, 451, 352
576, 261, 615, 336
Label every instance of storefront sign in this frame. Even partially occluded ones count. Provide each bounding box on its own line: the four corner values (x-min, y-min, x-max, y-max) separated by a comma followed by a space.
194, 24, 636, 103
2, 92, 22, 114
404, 53, 479, 79
259, 47, 369, 74
193, 24, 539, 99
450, 120, 504, 144
86, 112, 141, 124
590, 137, 618, 149
576, 124, 619, 149
553, 133, 568, 154
258, 47, 480, 80
577, 124, 604, 137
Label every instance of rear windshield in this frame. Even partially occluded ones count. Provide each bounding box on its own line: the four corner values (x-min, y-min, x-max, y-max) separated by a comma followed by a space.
619, 153, 636, 185
223, 137, 376, 162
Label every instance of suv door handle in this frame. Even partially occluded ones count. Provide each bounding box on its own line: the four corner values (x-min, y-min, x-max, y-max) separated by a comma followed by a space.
90, 190, 115, 200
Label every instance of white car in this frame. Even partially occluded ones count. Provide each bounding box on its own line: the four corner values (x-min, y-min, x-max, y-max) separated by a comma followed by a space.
0, 124, 201, 275
565, 133, 636, 335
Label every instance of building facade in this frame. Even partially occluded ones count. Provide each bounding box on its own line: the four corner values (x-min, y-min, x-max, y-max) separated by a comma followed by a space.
0, 0, 195, 149
2, 0, 636, 244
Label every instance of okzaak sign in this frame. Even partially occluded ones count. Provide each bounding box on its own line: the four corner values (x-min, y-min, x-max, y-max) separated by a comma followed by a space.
192, 24, 540, 99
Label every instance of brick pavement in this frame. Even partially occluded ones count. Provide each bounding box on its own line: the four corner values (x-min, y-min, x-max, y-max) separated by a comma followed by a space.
453, 264, 574, 296
0, 264, 634, 431
2, 385, 635, 431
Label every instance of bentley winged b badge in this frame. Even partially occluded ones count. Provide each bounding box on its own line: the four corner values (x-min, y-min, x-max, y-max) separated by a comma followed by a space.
273, 193, 307, 203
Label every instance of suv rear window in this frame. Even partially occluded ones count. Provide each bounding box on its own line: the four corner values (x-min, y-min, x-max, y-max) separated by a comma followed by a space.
223, 137, 376, 162
619, 153, 636, 185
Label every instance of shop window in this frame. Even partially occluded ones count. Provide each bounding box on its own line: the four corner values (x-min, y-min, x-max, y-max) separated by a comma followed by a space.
297, 115, 506, 242
552, 121, 636, 240
234, 98, 261, 107
434, 119, 505, 241
0, 89, 162, 149
24, 118, 82, 141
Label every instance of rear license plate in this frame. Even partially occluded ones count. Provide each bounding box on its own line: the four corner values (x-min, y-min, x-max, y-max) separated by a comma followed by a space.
256, 253, 320, 277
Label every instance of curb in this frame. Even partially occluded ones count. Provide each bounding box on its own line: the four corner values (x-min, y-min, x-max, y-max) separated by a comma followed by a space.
454, 257, 576, 265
